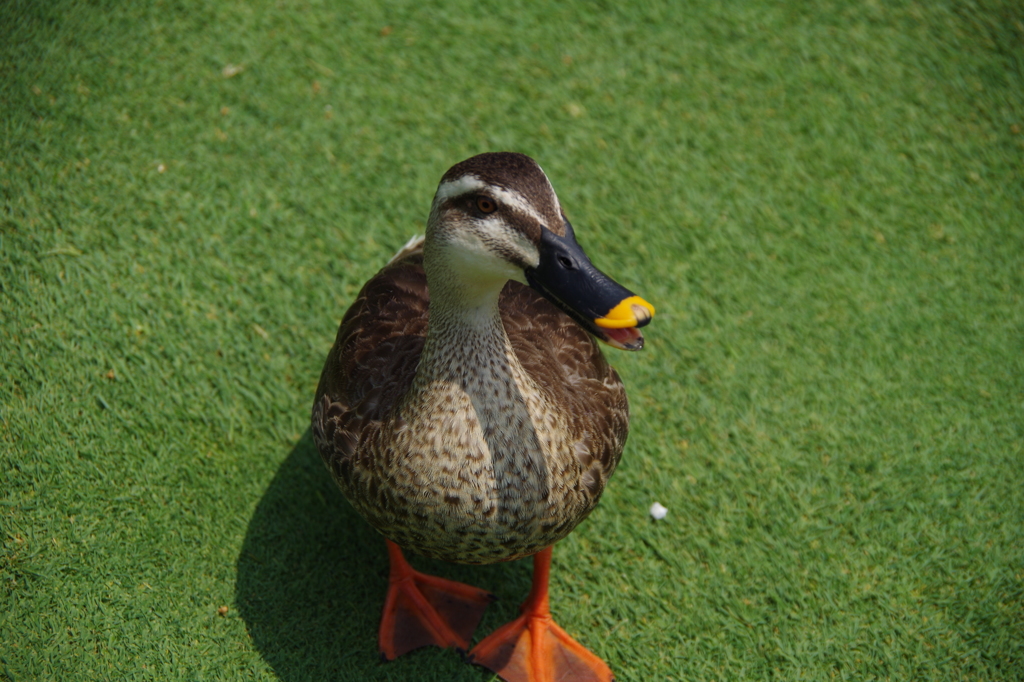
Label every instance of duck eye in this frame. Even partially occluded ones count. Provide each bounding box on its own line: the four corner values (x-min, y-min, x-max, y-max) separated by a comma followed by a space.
475, 196, 497, 214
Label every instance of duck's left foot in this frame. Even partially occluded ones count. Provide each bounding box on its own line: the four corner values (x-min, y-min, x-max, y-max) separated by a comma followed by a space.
379, 539, 495, 659
468, 547, 613, 682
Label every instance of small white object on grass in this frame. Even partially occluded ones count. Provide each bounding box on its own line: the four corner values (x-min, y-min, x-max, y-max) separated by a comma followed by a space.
649, 502, 668, 520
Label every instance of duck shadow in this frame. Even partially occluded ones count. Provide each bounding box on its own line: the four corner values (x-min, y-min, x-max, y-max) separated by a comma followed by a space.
235, 429, 530, 681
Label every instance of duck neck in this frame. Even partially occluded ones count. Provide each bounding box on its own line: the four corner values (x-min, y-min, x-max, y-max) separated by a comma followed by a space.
413, 239, 526, 390
417, 274, 514, 385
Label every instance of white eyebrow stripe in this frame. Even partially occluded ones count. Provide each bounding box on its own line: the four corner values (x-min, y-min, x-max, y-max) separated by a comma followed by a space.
434, 174, 548, 226
435, 175, 488, 202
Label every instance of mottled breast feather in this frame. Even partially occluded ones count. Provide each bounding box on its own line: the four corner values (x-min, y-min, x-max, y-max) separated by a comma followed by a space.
311, 243, 629, 564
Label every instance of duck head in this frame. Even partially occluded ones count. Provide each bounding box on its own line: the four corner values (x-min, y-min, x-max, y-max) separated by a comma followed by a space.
425, 152, 654, 351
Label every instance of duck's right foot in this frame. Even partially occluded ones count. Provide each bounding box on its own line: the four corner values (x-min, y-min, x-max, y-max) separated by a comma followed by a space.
379, 539, 495, 659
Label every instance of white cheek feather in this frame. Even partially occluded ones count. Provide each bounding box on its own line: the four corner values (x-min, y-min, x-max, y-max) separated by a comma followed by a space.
446, 223, 515, 278
446, 216, 536, 283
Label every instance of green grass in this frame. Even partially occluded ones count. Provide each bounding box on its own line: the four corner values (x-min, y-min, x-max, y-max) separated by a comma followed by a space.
2, 0, 1023, 680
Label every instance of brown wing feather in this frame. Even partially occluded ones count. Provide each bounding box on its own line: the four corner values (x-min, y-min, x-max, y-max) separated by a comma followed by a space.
312, 249, 428, 476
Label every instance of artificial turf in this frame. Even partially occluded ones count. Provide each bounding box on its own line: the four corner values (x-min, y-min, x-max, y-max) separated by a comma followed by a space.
2, 0, 1022, 680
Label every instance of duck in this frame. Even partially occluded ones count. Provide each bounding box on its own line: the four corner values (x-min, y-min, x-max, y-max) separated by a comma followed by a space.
311, 152, 654, 682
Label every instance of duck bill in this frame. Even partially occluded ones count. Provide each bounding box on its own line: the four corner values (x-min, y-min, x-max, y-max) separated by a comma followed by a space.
525, 223, 654, 351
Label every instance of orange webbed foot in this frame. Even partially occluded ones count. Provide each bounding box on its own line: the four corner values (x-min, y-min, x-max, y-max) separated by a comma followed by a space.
379, 540, 495, 659
468, 547, 613, 682
469, 611, 614, 682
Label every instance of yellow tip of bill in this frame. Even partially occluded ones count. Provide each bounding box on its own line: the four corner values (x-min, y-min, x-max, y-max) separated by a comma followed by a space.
594, 295, 655, 329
